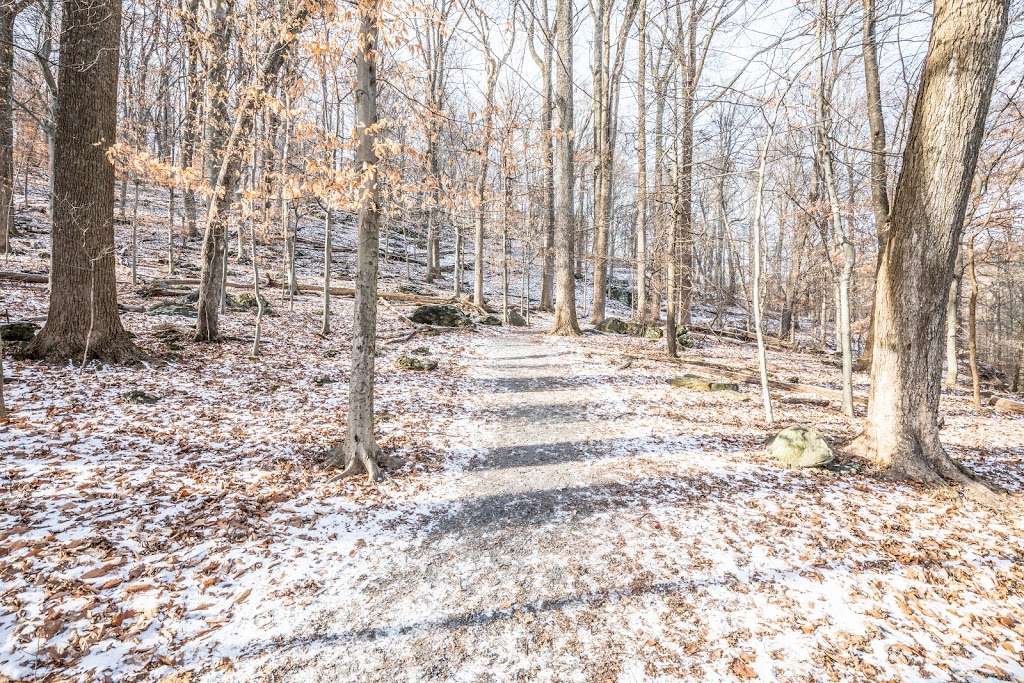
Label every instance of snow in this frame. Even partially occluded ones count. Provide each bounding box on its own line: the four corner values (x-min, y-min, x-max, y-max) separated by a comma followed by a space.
2, 188, 1024, 681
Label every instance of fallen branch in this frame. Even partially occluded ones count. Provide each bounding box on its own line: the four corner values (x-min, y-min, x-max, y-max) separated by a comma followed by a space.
0, 271, 48, 284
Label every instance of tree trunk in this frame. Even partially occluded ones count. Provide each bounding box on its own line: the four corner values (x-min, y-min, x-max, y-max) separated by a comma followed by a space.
966, 237, 981, 407
550, 0, 580, 336
633, 0, 647, 321
0, 4, 16, 254
944, 251, 962, 387
194, 0, 234, 341
333, 0, 383, 482
181, 0, 202, 240
859, 0, 891, 370
859, 0, 1008, 494
538, 32, 555, 312
26, 0, 135, 362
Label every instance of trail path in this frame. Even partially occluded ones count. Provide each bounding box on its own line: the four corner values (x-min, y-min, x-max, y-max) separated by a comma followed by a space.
225, 329, 1023, 682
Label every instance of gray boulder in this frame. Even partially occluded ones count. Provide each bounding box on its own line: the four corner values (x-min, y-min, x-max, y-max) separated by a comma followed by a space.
397, 355, 438, 371
766, 426, 834, 468
506, 310, 528, 327
409, 305, 471, 327
1, 321, 40, 343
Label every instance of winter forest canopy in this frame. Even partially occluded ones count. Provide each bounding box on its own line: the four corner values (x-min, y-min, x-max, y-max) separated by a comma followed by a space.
1, 0, 1024, 679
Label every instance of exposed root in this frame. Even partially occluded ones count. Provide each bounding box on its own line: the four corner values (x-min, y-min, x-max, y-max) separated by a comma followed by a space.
851, 433, 1007, 508
326, 440, 385, 484
24, 329, 141, 365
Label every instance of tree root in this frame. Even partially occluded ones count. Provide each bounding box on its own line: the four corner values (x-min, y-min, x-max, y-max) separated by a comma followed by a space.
325, 440, 393, 484
24, 329, 141, 365
850, 432, 1007, 508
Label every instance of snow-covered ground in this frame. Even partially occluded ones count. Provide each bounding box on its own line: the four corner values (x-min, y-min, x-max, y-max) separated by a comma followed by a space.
2, 189, 1024, 681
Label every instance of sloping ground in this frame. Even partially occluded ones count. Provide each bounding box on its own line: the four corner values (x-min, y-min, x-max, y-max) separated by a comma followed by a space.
2, 307, 1024, 680
2, 192, 1023, 681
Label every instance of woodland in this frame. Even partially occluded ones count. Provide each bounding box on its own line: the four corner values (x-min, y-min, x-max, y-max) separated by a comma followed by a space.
1, 0, 1023, 680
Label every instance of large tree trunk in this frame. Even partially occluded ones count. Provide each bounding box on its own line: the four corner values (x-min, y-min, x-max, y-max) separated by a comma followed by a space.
332, 0, 383, 482
550, 0, 580, 336
27, 0, 135, 362
860, 0, 1008, 494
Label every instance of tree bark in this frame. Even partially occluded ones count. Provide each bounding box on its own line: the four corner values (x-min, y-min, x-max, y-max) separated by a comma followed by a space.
26, 0, 136, 362
0, 3, 18, 254
859, 0, 1008, 494
550, 0, 580, 336
333, 0, 384, 482
633, 0, 647, 321
858, 0, 891, 370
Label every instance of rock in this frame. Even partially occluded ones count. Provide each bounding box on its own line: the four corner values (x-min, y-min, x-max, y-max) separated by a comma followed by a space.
1, 321, 40, 343
408, 305, 471, 327
122, 389, 160, 405
397, 282, 428, 295
478, 314, 502, 326
993, 398, 1024, 415
314, 375, 336, 386
669, 375, 740, 393
779, 395, 831, 407
147, 302, 197, 317
397, 355, 438, 371
230, 292, 272, 314
506, 309, 528, 327
596, 317, 630, 334
766, 426, 834, 468
596, 317, 663, 339
410, 346, 431, 355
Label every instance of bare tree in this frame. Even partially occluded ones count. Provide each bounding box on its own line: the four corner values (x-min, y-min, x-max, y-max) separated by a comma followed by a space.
26, 0, 136, 362
331, 0, 385, 481
550, 0, 580, 335
857, 0, 1009, 498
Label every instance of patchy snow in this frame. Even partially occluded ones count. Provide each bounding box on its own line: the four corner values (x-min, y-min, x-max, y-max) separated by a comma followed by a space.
2, 188, 1024, 681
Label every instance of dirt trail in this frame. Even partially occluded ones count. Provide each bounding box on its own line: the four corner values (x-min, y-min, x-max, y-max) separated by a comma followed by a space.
246, 329, 691, 680
230, 328, 1024, 683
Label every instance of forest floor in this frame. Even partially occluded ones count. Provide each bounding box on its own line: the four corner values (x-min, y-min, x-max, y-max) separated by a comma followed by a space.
2, 193, 1024, 681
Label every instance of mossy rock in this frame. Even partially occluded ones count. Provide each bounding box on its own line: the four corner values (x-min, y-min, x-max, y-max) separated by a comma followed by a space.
410, 346, 431, 355
478, 314, 502, 326
409, 305, 471, 327
596, 317, 630, 334
670, 374, 712, 391
766, 426, 834, 468
122, 389, 160, 405
506, 310, 528, 327
397, 355, 438, 371
597, 317, 665, 340
147, 302, 197, 317
230, 292, 272, 314
676, 327, 693, 349
1, 321, 40, 343
669, 375, 740, 393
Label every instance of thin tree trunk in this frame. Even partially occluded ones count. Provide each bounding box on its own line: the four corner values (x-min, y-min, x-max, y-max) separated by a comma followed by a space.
333, 0, 384, 482
634, 0, 647, 321
944, 251, 962, 387
859, 0, 891, 370
550, 0, 580, 335
966, 237, 981, 407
